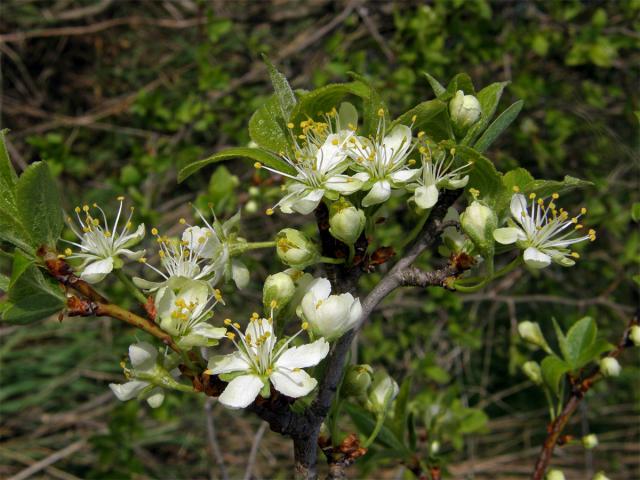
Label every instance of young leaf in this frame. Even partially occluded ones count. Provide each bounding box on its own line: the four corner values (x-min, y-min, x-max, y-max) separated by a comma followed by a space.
565, 317, 597, 369
496, 168, 535, 216
390, 377, 412, 441
249, 94, 292, 155
457, 145, 503, 206
0, 272, 9, 292
178, 147, 295, 182
0, 129, 18, 194
424, 72, 446, 98
526, 175, 593, 199
4, 250, 65, 324
391, 99, 450, 141
461, 81, 510, 146
444, 73, 476, 99
473, 100, 524, 153
541, 355, 570, 396
16, 161, 63, 249
576, 338, 614, 369
262, 55, 296, 119
345, 403, 409, 455
552, 318, 570, 364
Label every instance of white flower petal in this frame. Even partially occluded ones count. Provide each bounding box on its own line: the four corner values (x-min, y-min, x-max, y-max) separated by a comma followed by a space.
118, 248, 146, 260
352, 172, 371, 183
207, 351, 251, 375
270, 368, 317, 398
129, 342, 157, 370
133, 276, 164, 292
276, 338, 330, 370
120, 223, 146, 248
146, 388, 165, 408
338, 102, 358, 129
218, 374, 264, 409
231, 259, 250, 289
308, 277, 332, 300
493, 227, 522, 245
390, 169, 420, 184
414, 184, 439, 210
109, 380, 148, 401
510, 194, 528, 220
325, 175, 362, 194
192, 323, 227, 339
523, 247, 551, 269
362, 180, 391, 207
291, 189, 325, 215
80, 257, 114, 283
382, 125, 412, 165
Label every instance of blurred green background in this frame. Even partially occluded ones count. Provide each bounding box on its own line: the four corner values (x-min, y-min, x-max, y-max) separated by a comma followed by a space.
0, 1, 638, 479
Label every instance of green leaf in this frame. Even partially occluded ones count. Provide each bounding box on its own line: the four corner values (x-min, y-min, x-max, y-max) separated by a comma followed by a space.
497, 168, 535, 216
178, 147, 295, 182
632, 203, 640, 222
0, 272, 9, 292
0, 129, 18, 194
444, 73, 475, 99
552, 318, 570, 363
424, 72, 446, 98
462, 81, 509, 145
16, 161, 63, 249
288, 81, 370, 129
3, 250, 65, 324
249, 94, 292, 155
345, 403, 409, 455
541, 355, 570, 395
391, 99, 450, 141
263, 55, 296, 119
577, 338, 614, 369
473, 100, 524, 153
457, 146, 503, 206
459, 408, 488, 434
348, 74, 387, 136
565, 317, 597, 369
390, 377, 411, 440
526, 175, 593, 199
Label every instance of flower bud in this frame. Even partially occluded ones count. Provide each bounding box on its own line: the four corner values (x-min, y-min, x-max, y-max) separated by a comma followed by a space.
263, 272, 296, 313
460, 201, 497, 258
582, 434, 598, 449
599, 357, 621, 377
546, 469, 565, 480
365, 370, 399, 414
276, 228, 320, 269
449, 90, 482, 131
342, 364, 373, 397
592, 471, 610, 480
522, 361, 543, 385
518, 321, 552, 353
329, 198, 366, 245
629, 325, 640, 347
429, 441, 440, 455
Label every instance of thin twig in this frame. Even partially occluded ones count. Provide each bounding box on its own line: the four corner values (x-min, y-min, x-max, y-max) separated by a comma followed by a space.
205, 398, 229, 480
243, 421, 268, 480
7, 440, 86, 480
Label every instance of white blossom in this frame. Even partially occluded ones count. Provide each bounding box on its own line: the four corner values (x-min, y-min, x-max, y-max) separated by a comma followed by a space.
64, 197, 145, 283
493, 192, 596, 269
349, 110, 420, 207
206, 315, 329, 409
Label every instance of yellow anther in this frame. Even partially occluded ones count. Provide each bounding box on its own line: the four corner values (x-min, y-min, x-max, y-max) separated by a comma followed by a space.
117, 196, 125, 201
214, 289, 223, 300
450, 148, 456, 156
270, 299, 278, 308
126, 221, 132, 229
158, 250, 165, 258
64, 248, 72, 256
233, 322, 241, 329
92, 218, 100, 225
571, 217, 578, 224
529, 193, 536, 200
377, 108, 384, 117
512, 186, 520, 192
408, 159, 416, 165
266, 368, 273, 375
411, 115, 417, 123
298, 134, 305, 140
301, 321, 309, 330
82, 205, 90, 212
293, 367, 301, 372
104, 231, 112, 238
575, 224, 583, 230
332, 138, 339, 145
138, 257, 147, 263
417, 131, 425, 138
74, 206, 81, 213
226, 332, 236, 340
251, 312, 260, 319
198, 236, 206, 244
552, 192, 559, 199
254, 162, 262, 169
571, 252, 580, 258
581, 207, 587, 215
224, 318, 232, 325
265, 208, 274, 216
151, 227, 158, 235
287, 122, 294, 129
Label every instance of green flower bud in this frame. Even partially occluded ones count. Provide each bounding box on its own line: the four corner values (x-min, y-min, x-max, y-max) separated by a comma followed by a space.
599, 357, 621, 377
263, 272, 296, 313
365, 370, 399, 414
522, 361, 543, 385
592, 471, 610, 480
449, 90, 482, 132
342, 364, 374, 398
429, 441, 440, 455
517, 321, 552, 353
276, 228, 320, 269
460, 201, 497, 258
329, 198, 366, 245
582, 434, 598, 449
629, 325, 640, 347
546, 469, 565, 480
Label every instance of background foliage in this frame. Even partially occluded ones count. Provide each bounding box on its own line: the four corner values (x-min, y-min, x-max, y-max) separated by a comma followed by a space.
1, 1, 638, 478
